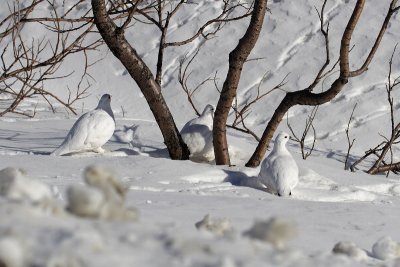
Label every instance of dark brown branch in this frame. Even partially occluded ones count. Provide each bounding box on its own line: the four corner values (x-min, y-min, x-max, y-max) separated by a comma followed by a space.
349, 1, 399, 77
214, 0, 268, 165
91, 0, 190, 160
246, 0, 397, 167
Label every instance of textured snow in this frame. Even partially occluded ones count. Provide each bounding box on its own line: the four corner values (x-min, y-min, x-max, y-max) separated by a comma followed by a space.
1, 0, 400, 266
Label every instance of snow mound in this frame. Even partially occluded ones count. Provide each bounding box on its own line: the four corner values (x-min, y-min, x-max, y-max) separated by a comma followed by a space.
294, 168, 378, 203
0, 167, 53, 202
371, 236, 400, 261
195, 214, 233, 236
332, 241, 368, 261
0, 237, 25, 267
66, 165, 138, 221
243, 217, 297, 249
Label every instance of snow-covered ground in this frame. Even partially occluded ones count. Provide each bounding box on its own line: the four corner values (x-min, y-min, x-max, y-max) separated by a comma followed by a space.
2, 0, 400, 266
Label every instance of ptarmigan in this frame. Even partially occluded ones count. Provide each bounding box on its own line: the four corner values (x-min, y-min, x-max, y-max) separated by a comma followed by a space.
258, 131, 299, 196
51, 94, 115, 156
180, 105, 214, 161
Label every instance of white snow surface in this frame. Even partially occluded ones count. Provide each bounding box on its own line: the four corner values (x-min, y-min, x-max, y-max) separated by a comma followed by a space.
1, 0, 400, 266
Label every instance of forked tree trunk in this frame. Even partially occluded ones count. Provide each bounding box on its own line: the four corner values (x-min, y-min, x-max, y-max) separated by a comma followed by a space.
246, 79, 348, 167
91, 0, 190, 160
246, 0, 398, 167
213, 0, 268, 165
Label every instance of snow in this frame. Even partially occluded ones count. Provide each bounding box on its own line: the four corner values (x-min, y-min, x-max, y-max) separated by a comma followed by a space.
1, 0, 400, 266
371, 236, 400, 261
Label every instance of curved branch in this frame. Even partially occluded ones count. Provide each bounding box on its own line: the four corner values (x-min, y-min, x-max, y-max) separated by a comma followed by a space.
349, 1, 399, 77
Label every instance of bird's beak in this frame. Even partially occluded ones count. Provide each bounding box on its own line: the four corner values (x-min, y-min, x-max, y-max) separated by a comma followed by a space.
289, 136, 296, 141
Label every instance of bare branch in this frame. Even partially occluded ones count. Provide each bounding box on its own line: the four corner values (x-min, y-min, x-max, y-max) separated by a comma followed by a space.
345, 103, 357, 170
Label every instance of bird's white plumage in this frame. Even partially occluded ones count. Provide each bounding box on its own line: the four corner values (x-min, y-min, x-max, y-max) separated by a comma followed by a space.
51, 94, 115, 156
258, 131, 299, 196
180, 105, 214, 161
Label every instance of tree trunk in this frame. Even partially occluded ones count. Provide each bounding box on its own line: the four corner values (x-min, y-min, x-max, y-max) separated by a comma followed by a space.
91, 0, 190, 160
246, 79, 348, 167
246, 0, 398, 167
213, 0, 268, 165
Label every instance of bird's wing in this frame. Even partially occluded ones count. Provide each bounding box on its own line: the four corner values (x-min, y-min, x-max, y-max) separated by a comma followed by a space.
272, 156, 299, 194
84, 110, 115, 148
51, 112, 93, 155
259, 156, 276, 191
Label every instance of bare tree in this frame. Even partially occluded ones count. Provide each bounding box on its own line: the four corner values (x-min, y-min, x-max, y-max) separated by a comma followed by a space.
0, 0, 101, 117
246, 0, 400, 167
287, 106, 318, 160
178, 49, 286, 143
213, 0, 268, 165
1, 0, 254, 160
178, 46, 216, 117
90, 0, 253, 160
91, 0, 190, 160
350, 45, 400, 175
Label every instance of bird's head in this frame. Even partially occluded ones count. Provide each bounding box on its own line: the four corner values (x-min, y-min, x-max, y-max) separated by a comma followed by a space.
97, 94, 112, 110
202, 104, 215, 119
99, 94, 111, 103
275, 131, 290, 145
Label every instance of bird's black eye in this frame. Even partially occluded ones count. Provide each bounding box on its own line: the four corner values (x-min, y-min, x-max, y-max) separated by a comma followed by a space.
285, 136, 288, 138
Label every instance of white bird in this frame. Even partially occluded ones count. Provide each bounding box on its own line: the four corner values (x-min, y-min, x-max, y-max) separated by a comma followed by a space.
180, 105, 215, 161
0, 167, 52, 202
51, 94, 115, 156
258, 131, 299, 196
